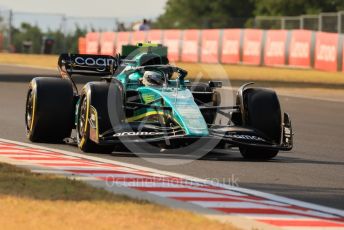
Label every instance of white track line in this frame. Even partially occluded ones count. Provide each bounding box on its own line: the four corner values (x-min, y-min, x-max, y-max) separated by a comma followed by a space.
0, 138, 343, 218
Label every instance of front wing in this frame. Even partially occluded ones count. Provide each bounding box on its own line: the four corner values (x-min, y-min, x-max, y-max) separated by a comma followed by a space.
93, 121, 293, 151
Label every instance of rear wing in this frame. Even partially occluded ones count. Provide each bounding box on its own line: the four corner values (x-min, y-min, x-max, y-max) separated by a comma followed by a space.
58, 53, 119, 77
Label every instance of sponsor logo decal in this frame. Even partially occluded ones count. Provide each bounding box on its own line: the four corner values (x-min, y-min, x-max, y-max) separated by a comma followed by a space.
113, 132, 164, 137
223, 40, 239, 55
142, 94, 156, 103
266, 41, 285, 57
290, 42, 309, 58
74, 57, 115, 71
203, 40, 218, 55
316, 44, 336, 62
165, 40, 179, 52
244, 41, 260, 56
183, 41, 198, 54
229, 134, 265, 141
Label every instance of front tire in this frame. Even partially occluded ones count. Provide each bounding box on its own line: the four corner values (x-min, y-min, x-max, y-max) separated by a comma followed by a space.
77, 81, 124, 153
239, 87, 282, 160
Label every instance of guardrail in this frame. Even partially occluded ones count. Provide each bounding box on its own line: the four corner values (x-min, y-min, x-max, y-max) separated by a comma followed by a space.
79, 29, 344, 72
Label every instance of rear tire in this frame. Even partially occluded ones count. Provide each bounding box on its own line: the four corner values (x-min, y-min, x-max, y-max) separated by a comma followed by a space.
239, 88, 282, 160
25, 77, 74, 143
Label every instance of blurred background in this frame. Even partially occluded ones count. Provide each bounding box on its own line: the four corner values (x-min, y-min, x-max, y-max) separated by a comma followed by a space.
0, 0, 344, 54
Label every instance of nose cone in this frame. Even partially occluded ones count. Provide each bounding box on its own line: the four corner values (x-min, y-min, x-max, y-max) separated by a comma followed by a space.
161, 89, 209, 136
173, 104, 209, 136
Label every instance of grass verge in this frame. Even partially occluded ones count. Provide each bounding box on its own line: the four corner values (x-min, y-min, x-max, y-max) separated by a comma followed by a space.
0, 163, 236, 230
0, 53, 343, 86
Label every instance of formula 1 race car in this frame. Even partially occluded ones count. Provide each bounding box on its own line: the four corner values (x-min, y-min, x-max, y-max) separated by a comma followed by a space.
25, 43, 293, 160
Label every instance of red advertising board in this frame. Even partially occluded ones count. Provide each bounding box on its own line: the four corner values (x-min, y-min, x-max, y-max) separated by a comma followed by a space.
78, 37, 86, 54
181, 29, 200, 63
163, 30, 181, 62
264, 30, 288, 66
100, 32, 116, 55
201, 29, 220, 63
116, 32, 131, 54
131, 31, 146, 45
85, 32, 100, 54
242, 29, 263, 65
314, 32, 339, 72
288, 30, 312, 68
221, 29, 241, 64
147, 30, 162, 44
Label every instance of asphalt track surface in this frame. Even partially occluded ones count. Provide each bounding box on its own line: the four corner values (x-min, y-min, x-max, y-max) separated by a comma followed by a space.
0, 64, 343, 210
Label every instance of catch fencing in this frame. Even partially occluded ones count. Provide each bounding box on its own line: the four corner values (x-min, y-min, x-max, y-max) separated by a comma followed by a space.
255, 11, 344, 33
79, 29, 344, 72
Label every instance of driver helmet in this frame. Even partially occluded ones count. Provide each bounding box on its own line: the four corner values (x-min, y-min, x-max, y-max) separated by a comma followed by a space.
142, 71, 165, 86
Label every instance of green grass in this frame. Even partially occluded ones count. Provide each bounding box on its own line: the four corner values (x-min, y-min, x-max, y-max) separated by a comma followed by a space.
0, 163, 237, 230
0, 163, 133, 201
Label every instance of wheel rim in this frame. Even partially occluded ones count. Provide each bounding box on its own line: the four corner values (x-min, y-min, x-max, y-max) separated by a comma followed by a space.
25, 89, 34, 132
78, 96, 87, 139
